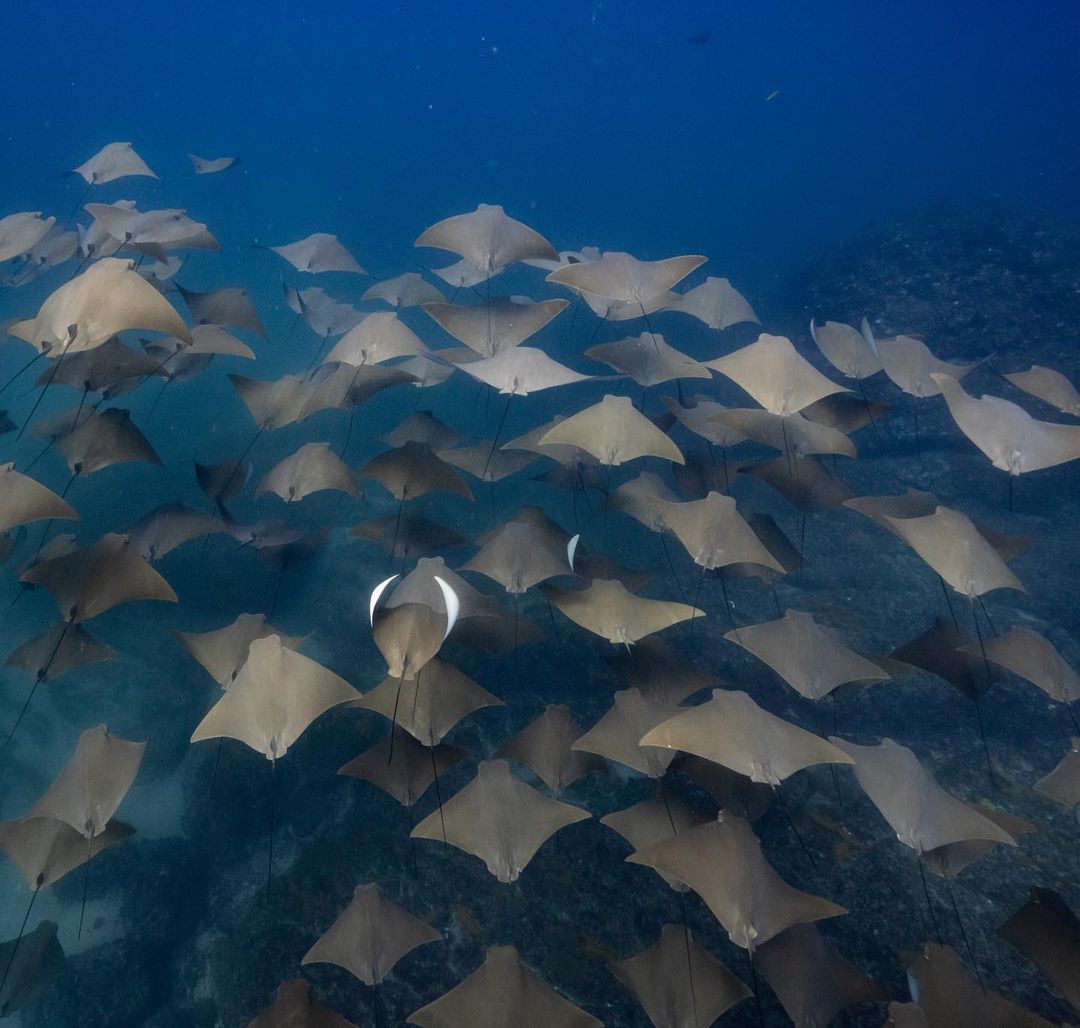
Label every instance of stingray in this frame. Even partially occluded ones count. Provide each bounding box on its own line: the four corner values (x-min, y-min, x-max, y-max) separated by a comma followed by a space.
123, 502, 226, 562
302, 882, 441, 1026
83, 205, 219, 253
539, 394, 684, 465
55, 407, 161, 477
357, 656, 502, 746
358, 442, 473, 502
706, 334, 848, 416
719, 513, 805, 587
423, 297, 568, 356
461, 519, 575, 594
174, 613, 302, 690
188, 153, 238, 174
34, 335, 164, 395
663, 395, 748, 448
269, 232, 365, 274
606, 636, 720, 705
1004, 364, 1080, 417
802, 391, 890, 434
877, 335, 980, 398
369, 572, 461, 682
257, 442, 360, 503
496, 704, 605, 793
441, 443, 536, 484
384, 411, 462, 451
884, 506, 1026, 598
351, 513, 467, 560
601, 793, 701, 891
629, 813, 847, 951
959, 625, 1080, 706
921, 803, 1035, 880
586, 331, 711, 389
71, 142, 157, 184
671, 754, 773, 821
653, 492, 784, 574
573, 688, 682, 779
609, 472, 681, 531
230, 372, 319, 430
450, 604, 547, 655
324, 312, 428, 366
904, 943, 1054, 1028
0, 919, 63, 1019
830, 737, 1015, 854
724, 610, 889, 700
999, 887, 1080, 1013
0, 213, 55, 263
664, 276, 759, 330
932, 371, 1080, 475
1034, 737, 1080, 809
456, 346, 591, 396
741, 454, 853, 511
711, 407, 857, 458
195, 456, 252, 510
177, 284, 266, 337
9, 257, 190, 354
0, 465, 77, 533
5, 621, 116, 684
546, 251, 706, 312
611, 928, 751, 1026
340, 731, 467, 807
809, 318, 882, 380
363, 272, 444, 308
430, 256, 488, 289
757, 923, 884, 1027
408, 944, 600, 1027
300, 365, 419, 427
411, 759, 590, 881
642, 689, 853, 786
414, 203, 557, 277
286, 283, 364, 338
543, 578, 703, 646
249, 979, 358, 1028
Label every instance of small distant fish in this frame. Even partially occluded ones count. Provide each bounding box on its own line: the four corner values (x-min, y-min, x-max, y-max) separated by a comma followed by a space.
765, 89, 780, 102
688, 28, 712, 45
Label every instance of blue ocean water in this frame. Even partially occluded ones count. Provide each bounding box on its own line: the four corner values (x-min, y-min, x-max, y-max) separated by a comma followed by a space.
1, 1, 1079, 1025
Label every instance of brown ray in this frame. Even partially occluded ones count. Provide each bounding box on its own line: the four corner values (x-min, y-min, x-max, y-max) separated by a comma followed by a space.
358, 441, 473, 501
124, 502, 225, 561
959, 625, 1079, 704
600, 793, 701, 891
269, 232, 365, 274
55, 407, 160, 475
1034, 737, 1080, 809
461, 519, 573, 593
877, 335, 980, 398
174, 613, 303, 690
324, 312, 427, 366
539, 394, 684, 465
6, 621, 115, 683
177, 284, 265, 337
339, 732, 467, 807
809, 318, 882, 379
0, 464, 77, 533
423, 297, 568, 356
740, 455, 853, 511
606, 635, 720, 705
652, 491, 784, 572
257, 442, 360, 503
711, 407, 857, 458
383, 410, 462, 451
0, 919, 63, 1019
496, 704, 605, 793
1004, 364, 1080, 417
350, 512, 467, 557
999, 887, 1080, 1013
663, 394, 748, 448
363, 272, 444, 309
248, 979, 358, 1028
572, 688, 682, 778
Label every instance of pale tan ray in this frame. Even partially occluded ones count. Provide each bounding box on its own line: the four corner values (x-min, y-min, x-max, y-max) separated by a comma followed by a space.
999, 887, 1080, 1014
0, 464, 78, 533
546, 251, 706, 306
358, 441, 473, 500
440, 443, 536, 483
609, 472, 681, 531
720, 512, 805, 583
904, 943, 1054, 1028
600, 793, 701, 891
257, 442, 360, 503
386, 557, 498, 620
324, 312, 427, 366
174, 613, 303, 690
302, 883, 442, 986
6, 621, 116, 683
0, 919, 63, 1018
300, 363, 419, 418
606, 635, 720, 705
457, 346, 591, 396
922, 804, 1034, 879
0, 816, 133, 891
585, 332, 711, 387
269, 233, 365, 274
1034, 738, 1080, 809
188, 153, 237, 174
286, 283, 363, 336
723, 610, 889, 700
84, 205, 218, 252
362, 272, 444, 308
652, 492, 785, 572
408, 944, 601, 1027
248, 979, 358, 1028
877, 335, 980, 398
579, 287, 678, 322
539, 394, 684, 465
1005, 364, 1080, 417
423, 297, 568, 356
177, 285, 264, 337
72, 142, 157, 184
885, 1001, 930, 1027
411, 760, 590, 882
461, 520, 572, 593
610, 923, 750, 1027
711, 407, 857, 458
373, 598, 457, 681
809, 318, 882, 379
230, 372, 316, 429
958, 625, 1079, 704
757, 923, 885, 1027
29, 725, 144, 838
663, 394, 748, 447
572, 688, 682, 779
384, 411, 461, 451
190, 635, 359, 759
830, 737, 1017, 853
543, 578, 703, 646
56, 407, 161, 475
497, 704, 605, 793
502, 416, 600, 467
339, 732, 467, 807
0, 213, 55, 263
430, 257, 488, 289
884, 505, 1025, 597
628, 813, 847, 951
123, 502, 225, 562
22, 533, 176, 622
932, 372, 1080, 474
665, 275, 759, 329
356, 657, 501, 745
706, 334, 848, 415
9, 258, 190, 354
642, 689, 853, 786
414, 203, 557, 276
